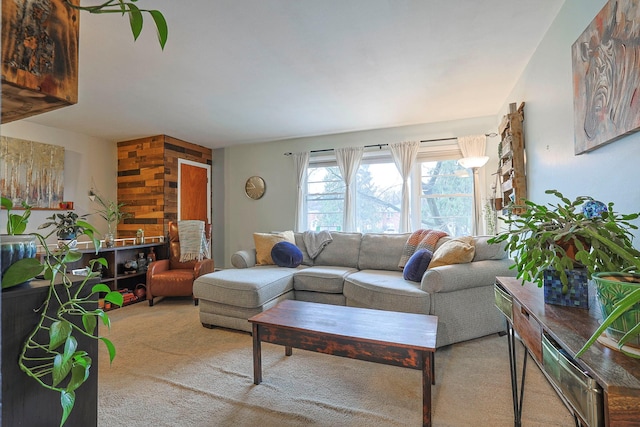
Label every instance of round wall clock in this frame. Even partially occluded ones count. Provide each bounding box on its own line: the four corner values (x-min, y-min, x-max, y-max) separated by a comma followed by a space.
245, 176, 266, 200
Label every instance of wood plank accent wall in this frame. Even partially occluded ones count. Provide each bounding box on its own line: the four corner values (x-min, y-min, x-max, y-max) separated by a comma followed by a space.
116, 135, 213, 239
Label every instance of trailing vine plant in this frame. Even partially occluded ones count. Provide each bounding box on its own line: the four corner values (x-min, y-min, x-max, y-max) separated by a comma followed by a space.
6, 221, 124, 426
64, 0, 169, 49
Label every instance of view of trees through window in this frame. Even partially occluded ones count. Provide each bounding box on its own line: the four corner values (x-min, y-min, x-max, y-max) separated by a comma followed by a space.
306, 159, 472, 236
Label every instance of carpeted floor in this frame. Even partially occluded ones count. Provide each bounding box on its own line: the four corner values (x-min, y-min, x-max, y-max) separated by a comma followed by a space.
98, 298, 574, 426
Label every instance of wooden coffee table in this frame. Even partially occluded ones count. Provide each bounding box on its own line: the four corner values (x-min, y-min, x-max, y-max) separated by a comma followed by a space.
248, 300, 438, 427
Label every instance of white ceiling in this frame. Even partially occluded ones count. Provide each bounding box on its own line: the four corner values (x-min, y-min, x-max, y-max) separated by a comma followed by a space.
24, 0, 564, 149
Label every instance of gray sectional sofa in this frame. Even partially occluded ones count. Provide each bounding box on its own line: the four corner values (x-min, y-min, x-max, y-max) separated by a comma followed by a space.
193, 232, 517, 348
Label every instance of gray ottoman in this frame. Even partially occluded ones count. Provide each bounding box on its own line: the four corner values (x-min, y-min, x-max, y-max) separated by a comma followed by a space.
193, 266, 297, 332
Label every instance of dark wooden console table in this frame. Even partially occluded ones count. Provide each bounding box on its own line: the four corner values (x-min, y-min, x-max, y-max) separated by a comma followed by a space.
495, 276, 640, 426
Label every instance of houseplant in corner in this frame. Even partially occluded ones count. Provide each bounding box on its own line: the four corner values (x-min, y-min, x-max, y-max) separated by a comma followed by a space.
2, 212, 124, 425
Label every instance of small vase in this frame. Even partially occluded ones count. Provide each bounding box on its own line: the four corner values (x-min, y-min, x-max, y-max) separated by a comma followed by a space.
104, 232, 115, 248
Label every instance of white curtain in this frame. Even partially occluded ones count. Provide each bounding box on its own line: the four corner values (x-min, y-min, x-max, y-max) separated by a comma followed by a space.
292, 152, 310, 232
457, 134, 487, 235
390, 141, 420, 233
335, 147, 363, 232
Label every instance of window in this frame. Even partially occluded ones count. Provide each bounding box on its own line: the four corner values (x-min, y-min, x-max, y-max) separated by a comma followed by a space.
306, 166, 344, 231
418, 160, 473, 236
304, 150, 473, 235
356, 163, 402, 233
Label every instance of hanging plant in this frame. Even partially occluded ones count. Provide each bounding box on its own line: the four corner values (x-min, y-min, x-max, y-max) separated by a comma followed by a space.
4, 221, 124, 426
65, 0, 169, 49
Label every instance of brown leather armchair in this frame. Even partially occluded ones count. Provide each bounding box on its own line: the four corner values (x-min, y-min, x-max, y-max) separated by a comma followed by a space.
146, 221, 214, 306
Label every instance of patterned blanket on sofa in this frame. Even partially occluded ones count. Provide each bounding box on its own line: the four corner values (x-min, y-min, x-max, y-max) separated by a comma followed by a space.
398, 229, 448, 268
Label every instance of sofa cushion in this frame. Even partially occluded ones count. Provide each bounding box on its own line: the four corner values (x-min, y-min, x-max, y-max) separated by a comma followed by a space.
403, 249, 433, 282
193, 266, 296, 308
253, 232, 294, 265
429, 236, 475, 269
313, 232, 362, 268
358, 233, 409, 271
473, 236, 508, 261
293, 266, 358, 293
343, 270, 430, 314
271, 241, 303, 268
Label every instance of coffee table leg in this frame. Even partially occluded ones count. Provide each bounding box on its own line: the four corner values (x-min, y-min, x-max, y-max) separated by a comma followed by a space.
252, 323, 262, 385
422, 351, 432, 427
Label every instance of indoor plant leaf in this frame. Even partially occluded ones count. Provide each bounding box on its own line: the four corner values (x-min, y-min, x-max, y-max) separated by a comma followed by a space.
60, 390, 75, 427
1, 257, 44, 289
149, 9, 168, 49
576, 288, 640, 357
82, 313, 98, 335
100, 337, 117, 363
49, 321, 73, 351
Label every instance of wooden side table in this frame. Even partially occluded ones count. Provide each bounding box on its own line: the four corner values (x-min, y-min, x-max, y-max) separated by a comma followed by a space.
495, 276, 640, 426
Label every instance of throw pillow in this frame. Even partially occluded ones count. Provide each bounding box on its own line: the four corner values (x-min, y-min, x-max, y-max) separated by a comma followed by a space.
253, 232, 288, 265
403, 249, 433, 282
271, 241, 303, 268
428, 236, 475, 269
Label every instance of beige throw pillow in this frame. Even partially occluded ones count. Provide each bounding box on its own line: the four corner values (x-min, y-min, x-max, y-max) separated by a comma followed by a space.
253, 231, 295, 265
428, 236, 475, 269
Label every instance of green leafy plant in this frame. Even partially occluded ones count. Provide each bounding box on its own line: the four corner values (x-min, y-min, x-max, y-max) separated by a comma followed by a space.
5, 221, 123, 426
489, 189, 640, 290
489, 189, 640, 359
92, 194, 131, 234
1, 196, 32, 235
65, 0, 168, 49
39, 211, 89, 239
576, 273, 640, 359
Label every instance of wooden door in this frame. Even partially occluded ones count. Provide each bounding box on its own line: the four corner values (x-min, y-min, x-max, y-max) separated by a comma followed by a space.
178, 160, 210, 223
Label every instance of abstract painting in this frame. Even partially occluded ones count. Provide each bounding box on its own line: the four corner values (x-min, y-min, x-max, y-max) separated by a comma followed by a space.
0, 136, 64, 208
572, 0, 640, 154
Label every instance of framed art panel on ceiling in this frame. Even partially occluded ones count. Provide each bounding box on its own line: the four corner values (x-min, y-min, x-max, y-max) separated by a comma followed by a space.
572, 0, 640, 154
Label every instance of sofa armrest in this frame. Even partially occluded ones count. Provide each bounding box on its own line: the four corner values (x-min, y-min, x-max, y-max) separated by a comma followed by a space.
194, 258, 215, 278
420, 258, 516, 293
231, 249, 257, 269
147, 259, 170, 279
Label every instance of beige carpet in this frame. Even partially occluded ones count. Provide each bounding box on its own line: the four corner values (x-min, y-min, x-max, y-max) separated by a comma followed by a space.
98, 298, 574, 426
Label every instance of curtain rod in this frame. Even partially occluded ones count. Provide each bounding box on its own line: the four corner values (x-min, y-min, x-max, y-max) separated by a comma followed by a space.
283, 132, 497, 156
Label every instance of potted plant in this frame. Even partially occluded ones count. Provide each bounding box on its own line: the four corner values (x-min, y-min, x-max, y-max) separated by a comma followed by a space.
92, 194, 132, 247
3, 216, 124, 425
489, 190, 639, 298
39, 211, 88, 249
1, 196, 39, 287
489, 190, 640, 357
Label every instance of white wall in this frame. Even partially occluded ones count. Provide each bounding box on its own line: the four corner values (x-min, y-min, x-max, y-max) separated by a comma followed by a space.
222, 116, 498, 267
0, 121, 117, 244
500, 0, 640, 235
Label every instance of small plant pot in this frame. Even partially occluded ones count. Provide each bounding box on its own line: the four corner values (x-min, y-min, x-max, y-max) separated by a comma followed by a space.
593, 272, 640, 349
57, 232, 77, 249
543, 268, 589, 309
